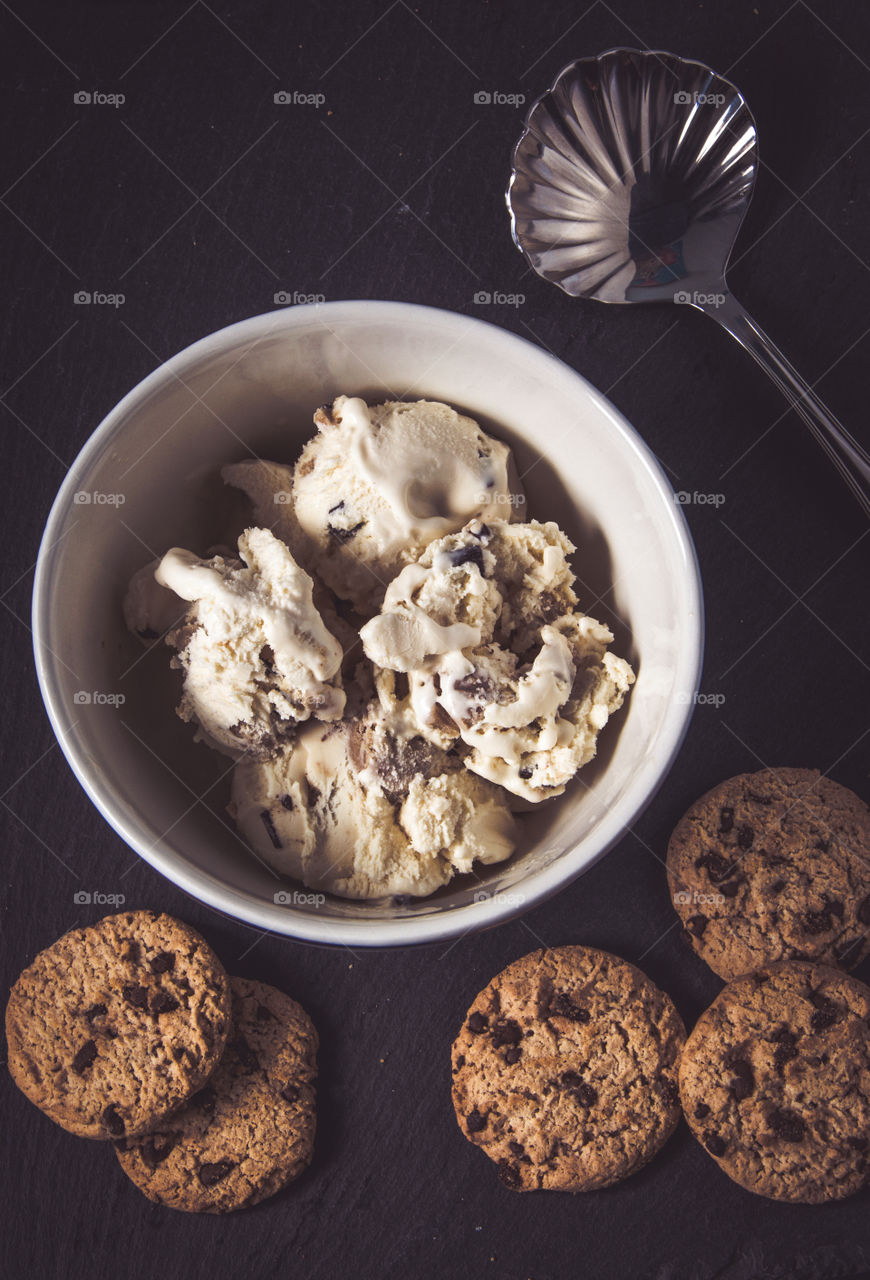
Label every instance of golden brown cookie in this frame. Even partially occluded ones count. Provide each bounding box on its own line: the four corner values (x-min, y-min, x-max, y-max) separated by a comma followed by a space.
5, 911, 231, 1139
667, 768, 870, 980
451, 947, 685, 1191
679, 961, 870, 1202
115, 977, 317, 1212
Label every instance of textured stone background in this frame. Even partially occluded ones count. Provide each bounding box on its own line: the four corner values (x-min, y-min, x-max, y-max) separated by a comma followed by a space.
2, 3, 869, 1276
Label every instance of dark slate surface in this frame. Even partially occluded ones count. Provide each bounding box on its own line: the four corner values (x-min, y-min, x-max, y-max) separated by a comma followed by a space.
2, 3, 869, 1278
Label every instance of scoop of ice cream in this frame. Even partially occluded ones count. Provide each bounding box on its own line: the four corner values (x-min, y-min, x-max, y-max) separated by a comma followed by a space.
363, 519, 634, 802
290, 396, 522, 614
482, 519, 579, 652
156, 527, 346, 759
221, 458, 297, 546
431, 615, 635, 800
229, 704, 516, 898
360, 518, 577, 669
215, 456, 363, 673
123, 559, 187, 645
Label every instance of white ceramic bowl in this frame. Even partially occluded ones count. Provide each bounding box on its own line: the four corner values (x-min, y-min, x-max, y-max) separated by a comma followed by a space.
33, 301, 702, 947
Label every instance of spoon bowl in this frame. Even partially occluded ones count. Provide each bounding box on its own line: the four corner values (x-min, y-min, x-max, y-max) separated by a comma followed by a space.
508, 48, 870, 515
509, 48, 756, 304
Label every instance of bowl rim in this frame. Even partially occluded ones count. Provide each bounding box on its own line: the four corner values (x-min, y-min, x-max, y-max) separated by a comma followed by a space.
32, 299, 704, 948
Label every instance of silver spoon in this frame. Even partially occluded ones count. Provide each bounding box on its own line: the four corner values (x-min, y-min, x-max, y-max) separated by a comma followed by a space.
507, 47, 870, 517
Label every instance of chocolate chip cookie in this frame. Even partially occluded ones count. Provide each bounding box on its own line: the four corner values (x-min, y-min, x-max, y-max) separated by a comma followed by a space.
115, 977, 317, 1212
5, 911, 231, 1139
679, 961, 870, 1202
667, 768, 870, 980
451, 947, 686, 1191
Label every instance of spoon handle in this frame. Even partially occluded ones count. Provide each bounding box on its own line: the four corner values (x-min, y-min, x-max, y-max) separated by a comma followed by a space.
703, 294, 870, 519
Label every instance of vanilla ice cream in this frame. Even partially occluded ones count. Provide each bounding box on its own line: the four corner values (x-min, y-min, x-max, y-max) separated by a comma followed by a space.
290, 396, 523, 613
156, 527, 346, 759
125, 393, 635, 897
229, 703, 516, 898
362, 519, 634, 801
